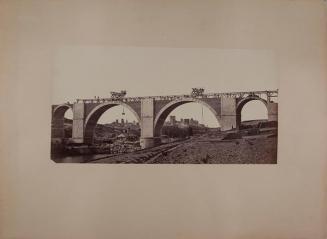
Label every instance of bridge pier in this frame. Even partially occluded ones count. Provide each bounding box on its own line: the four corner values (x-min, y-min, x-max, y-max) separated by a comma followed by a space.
140, 98, 160, 149
72, 103, 85, 144
220, 97, 237, 130
140, 137, 161, 149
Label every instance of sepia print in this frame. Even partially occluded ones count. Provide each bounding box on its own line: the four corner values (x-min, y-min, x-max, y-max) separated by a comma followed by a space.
3, 1, 327, 238
51, 48, 278, 164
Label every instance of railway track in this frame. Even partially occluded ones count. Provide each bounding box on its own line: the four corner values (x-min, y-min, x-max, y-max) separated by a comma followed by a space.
142, 141, 189, 164
88, 139, 191, 164
122, 140, 191, 164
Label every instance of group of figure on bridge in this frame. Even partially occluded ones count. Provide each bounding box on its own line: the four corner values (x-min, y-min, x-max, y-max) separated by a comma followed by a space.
191, 88, 205, 97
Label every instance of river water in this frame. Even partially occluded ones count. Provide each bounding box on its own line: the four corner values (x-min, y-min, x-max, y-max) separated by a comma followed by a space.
51, 154, 112, 163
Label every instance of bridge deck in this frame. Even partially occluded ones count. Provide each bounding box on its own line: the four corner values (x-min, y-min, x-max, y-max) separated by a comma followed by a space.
76, 90, 278, 103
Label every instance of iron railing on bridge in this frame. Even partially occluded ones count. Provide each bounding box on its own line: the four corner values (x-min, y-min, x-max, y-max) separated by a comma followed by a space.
75, 90, 278, 104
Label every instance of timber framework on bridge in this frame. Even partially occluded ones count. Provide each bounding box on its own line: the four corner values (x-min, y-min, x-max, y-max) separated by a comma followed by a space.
51, 90, 278, 149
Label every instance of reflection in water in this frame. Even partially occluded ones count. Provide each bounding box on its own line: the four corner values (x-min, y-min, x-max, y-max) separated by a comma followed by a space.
51, 154, 111, 163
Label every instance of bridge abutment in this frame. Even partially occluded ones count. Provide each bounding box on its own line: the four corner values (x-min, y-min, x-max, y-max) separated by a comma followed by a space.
51, 104, 73, 143
51, 118, 65, 139
267, 102, 278, 121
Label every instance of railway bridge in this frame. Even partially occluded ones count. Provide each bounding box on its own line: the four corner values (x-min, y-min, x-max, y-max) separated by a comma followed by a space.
51, 90, 278, 148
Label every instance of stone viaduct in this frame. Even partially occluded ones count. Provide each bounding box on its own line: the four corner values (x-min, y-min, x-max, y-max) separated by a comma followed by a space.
51, 90, 278, 148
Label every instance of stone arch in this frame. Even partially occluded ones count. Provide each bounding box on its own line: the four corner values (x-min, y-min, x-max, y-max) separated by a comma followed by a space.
51, 104, 73, 139
153, 98, 221, 137
236, 96, 268, 128
53, 104, 73, 118
84, 102, 141, 144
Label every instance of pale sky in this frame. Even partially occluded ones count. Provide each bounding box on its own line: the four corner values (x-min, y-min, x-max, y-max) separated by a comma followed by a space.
55, 47, 277, 127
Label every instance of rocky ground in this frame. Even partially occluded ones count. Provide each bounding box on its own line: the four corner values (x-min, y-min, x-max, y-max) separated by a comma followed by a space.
151, 136, 277, 164
89, 133, 277, 164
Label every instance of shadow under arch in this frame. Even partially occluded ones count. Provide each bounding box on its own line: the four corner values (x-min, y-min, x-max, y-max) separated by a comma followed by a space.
53, 104, 73, 119
51, 104, 73, 139
84, 102, 141, 144
153, 98, 221, 137
236, 96, 268, 128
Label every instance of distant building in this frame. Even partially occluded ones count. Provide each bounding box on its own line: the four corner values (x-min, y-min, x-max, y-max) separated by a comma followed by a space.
190, 118, 199, 126
162, 115, 210, 129
183, 119, 190, 125
170, 115, 176, 125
